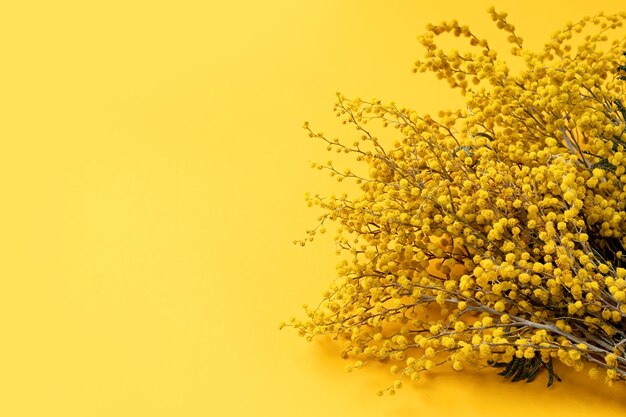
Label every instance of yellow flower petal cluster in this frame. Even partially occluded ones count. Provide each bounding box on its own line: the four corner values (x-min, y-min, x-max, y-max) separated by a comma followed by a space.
287, 9, 626, 393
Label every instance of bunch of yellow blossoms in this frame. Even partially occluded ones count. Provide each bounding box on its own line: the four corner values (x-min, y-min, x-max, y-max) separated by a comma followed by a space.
285, 9, 626, 393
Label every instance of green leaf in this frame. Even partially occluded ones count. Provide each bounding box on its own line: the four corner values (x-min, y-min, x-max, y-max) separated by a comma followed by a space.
591, 158, 616, 172
454, 145, 474, 156
475, 132, 494, 141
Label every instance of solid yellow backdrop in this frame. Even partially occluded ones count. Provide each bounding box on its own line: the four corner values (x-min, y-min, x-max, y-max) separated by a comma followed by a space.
0, 1, 625, 416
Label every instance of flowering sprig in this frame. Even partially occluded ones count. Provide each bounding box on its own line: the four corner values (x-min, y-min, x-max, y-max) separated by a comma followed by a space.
283, 9, 626, 394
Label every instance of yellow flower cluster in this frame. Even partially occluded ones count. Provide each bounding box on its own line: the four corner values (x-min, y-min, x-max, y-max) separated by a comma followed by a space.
286, 9, 626, 393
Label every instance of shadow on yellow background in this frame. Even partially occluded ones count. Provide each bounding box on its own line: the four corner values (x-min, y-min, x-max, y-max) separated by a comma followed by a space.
1, 1, 625, 416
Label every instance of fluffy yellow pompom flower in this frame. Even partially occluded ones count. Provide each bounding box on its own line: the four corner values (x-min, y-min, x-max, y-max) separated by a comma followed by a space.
289, 8, 626, 394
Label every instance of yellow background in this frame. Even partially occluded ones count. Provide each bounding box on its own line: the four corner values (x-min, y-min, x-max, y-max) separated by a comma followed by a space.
1, 1, 626, 415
